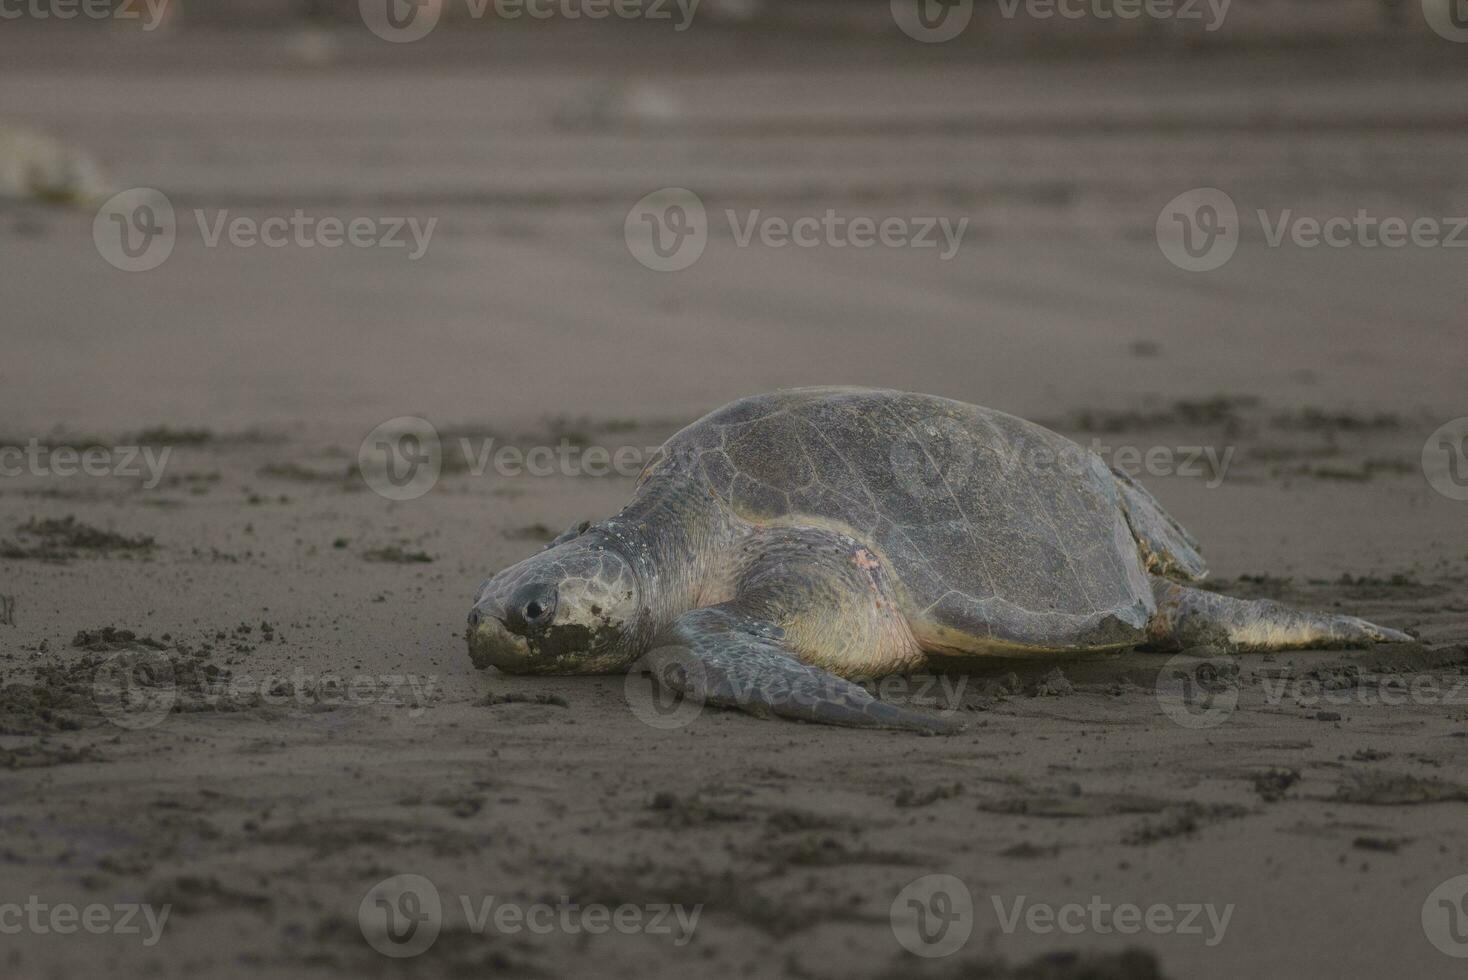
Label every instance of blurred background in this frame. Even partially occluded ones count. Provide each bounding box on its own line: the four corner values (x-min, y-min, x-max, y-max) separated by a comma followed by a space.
3, 0, 1465, 436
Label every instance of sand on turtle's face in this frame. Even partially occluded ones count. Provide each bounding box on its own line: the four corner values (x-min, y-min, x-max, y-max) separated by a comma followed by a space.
468, 534, 646, 675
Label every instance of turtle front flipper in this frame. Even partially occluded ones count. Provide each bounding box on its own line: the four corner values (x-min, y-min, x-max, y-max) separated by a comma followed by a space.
642, 608, 962, 734
636, 525, 962, 734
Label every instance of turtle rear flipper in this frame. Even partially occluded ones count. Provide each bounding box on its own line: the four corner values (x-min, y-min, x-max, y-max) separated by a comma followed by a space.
1146, 577, 1412, 650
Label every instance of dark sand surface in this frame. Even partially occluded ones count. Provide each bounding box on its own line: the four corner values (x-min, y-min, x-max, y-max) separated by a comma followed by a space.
2, 22, 1467, 980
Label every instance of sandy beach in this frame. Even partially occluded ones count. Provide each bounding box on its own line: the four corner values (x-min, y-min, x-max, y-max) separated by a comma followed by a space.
2, 13, 1467, 979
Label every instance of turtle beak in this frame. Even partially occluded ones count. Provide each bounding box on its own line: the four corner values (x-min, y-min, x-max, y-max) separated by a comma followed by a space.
466, 605, 531, 670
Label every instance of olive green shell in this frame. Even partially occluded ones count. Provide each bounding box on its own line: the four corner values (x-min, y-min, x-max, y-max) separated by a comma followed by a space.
647, 387, 1206, 653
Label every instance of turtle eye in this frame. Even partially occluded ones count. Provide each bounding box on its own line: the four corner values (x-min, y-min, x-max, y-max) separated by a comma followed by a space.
509, 583, 557, 630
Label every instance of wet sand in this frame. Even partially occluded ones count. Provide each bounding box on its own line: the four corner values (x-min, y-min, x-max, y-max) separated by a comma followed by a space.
2, 22, 1467, 980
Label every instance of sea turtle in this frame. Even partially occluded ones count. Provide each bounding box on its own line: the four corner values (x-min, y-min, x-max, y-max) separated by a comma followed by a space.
466, 387, 1411, 733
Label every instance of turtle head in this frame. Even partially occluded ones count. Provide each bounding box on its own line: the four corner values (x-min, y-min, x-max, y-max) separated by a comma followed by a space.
466, 528, 647, 674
